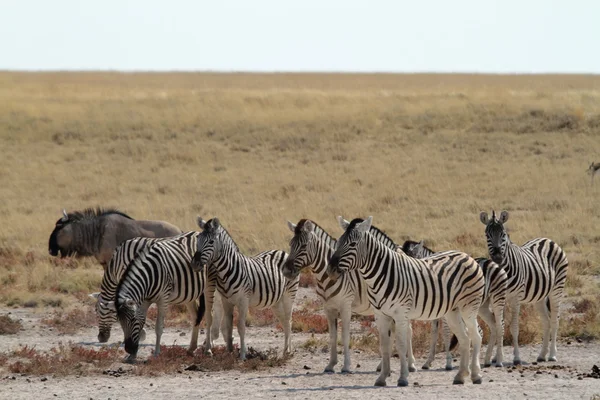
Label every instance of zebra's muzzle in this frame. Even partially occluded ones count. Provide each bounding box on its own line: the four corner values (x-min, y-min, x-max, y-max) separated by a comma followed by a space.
281, 260, 299, 280
326, 256, 342, 281
124, 337, 139, 356
191, 253, 204, 273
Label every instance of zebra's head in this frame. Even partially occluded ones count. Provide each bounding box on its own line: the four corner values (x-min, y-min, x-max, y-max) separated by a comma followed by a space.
282, 219, 318, 280
90, 292, 117, 343
192, 217, 222, 272
480, 210, 509, 264
107, 297, 144, 356
327, 216, 373, 281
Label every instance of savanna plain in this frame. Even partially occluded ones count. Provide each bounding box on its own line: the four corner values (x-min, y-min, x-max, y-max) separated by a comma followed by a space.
1, 72, 600, 399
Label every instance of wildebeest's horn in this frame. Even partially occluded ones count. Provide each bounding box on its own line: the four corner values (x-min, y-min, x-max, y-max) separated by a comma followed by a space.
62, 209, 68, 221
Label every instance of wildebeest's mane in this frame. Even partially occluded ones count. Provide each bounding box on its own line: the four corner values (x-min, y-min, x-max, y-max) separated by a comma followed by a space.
64, 207, 134, 223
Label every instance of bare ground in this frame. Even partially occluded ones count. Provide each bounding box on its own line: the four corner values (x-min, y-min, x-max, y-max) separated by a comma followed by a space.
1, 288, 600, 400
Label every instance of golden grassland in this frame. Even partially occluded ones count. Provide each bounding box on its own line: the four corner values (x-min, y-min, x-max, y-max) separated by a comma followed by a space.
1, 71, 600, 341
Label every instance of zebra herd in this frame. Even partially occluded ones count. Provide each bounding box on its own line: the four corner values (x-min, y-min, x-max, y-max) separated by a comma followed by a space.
51, 207, 568, 387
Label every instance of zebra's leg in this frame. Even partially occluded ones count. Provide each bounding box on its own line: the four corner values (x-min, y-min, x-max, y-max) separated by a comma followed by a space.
478, 302, 496, 367
393, 315, 411, 387
185, 301, 200, 355
548, 295, 560, 362
202, 273, 217, 355
442, 318, 454, 371
374, 313, 393, 387
222, 300, 235, 353
422, 319, 439, 370
444, 310, 471, 385
462, 310, 483, 384
509, 300, 522, 365
236, 298, 249, 360
211, 290, 223, 342
323, 307, 338, 373
272, 295, 293, 357
493, 303, 505, 367
535, 299, 551, 362
340, 305, 353, 373
154, 301, 167, 357
405, 321, 416, 372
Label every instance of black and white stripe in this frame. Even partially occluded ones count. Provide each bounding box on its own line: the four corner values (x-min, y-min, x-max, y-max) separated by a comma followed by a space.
282, 218, 413, 374
402, 240, 507, 368
191, 217, 298, 360
480, 210, 568, 365
104, 232, 207, 361
328, 216, 485, 387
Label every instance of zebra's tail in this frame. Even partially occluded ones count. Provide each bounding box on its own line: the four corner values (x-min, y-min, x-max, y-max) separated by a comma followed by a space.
195, 293, 206, 327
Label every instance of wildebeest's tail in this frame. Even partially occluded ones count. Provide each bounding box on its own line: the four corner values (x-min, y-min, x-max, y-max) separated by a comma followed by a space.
195, 294, 206, 326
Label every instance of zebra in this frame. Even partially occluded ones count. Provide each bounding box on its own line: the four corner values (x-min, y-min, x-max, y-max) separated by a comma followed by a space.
90, 233, 222, 346
282, 218, 415, 374
191, 217, 298, 360
480, 210, 569, 365
402, 239, 507, 369
103, 232, 208, 362
327, 216, 485, 387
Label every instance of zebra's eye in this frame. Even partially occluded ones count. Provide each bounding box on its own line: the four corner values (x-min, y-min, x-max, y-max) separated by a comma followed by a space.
348, 242, 357, 248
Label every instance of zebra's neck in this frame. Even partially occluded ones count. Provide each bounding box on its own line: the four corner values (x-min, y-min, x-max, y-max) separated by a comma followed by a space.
210, 229, 250, 278
116, 254, 153, 305
360, 233, 405, 284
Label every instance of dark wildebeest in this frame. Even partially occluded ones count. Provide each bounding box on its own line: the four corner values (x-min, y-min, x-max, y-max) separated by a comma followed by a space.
48, 207, 182, 268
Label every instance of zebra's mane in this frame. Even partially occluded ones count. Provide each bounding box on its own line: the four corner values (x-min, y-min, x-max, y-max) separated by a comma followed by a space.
348, 218, 398, 250
295, 219, 337, 248
62, 207, 134, 223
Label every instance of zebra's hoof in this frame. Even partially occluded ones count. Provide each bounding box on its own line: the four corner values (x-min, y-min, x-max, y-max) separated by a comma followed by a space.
452, 379, 465, 385
495, 362, 504, 368
445, 365, 454, 371
421, 365, 430, 370
376, 366, 382, 372
374, 379, 387, 387
548, 357, 557, 362
483, 363, 491, 368
513, 360, 522, 366
409, 366, 417, 373
397, 379, 408, 387
341, 368, 352, 374
536, 357, 546, 362
472, 378, 483, 385
324, 367, 335, 374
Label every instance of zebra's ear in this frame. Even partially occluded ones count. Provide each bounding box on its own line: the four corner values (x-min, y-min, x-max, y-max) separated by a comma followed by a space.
211, 218, 221, 230
287, 221, 297, 233
479, 211, 489, 225
356, 216, 373, 234
62, 209, 69, 222
499, 210, 509, 224
197, 216, 207, 230
337, 216, 350, 230
89, 292, 100, 301
303, 220, 315, 233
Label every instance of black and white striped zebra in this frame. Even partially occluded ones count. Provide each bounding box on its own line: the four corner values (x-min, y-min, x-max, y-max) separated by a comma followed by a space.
104, 233, 207, 361
327, 216, 485, 386
90, 233, 222, 346
191, 217, 298, 360
480, 210, 569, 365
282, 218, 415, 374
402, 239, 508, 368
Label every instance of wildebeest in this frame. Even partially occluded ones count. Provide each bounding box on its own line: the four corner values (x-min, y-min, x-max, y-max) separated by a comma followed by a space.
48, 207, 182, 267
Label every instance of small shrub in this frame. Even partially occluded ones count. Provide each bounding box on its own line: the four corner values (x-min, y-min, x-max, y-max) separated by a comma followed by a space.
41, 307, 96, 334
0, 314, 22, 334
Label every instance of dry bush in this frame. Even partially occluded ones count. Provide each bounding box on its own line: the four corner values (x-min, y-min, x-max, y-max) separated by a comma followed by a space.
0, 314, 22, 335
290, 308, 328, 334
299, 270, 316, 288
4, 344, 121, 376
41, 307, 97, 334
247, 307, 276, 327
560, 295, 600, 340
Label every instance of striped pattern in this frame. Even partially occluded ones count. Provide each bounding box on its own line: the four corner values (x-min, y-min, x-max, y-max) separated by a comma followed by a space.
328, 216, 485, 387
402, 240, 507, 368
481, 210, 569, 365
192, 217, 298, 360
106, 232, 207, 361
282, 218, 413, 373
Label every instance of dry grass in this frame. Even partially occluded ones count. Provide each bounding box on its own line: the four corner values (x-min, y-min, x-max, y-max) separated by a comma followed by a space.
41, 306, 98, 334
1, 71, 599, 344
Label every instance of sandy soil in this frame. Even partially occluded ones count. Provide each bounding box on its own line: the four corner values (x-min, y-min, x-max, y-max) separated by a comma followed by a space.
1, 289, 600, 400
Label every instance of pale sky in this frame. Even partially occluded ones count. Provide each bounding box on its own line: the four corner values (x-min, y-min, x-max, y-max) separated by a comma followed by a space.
1, 0, 599, 73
